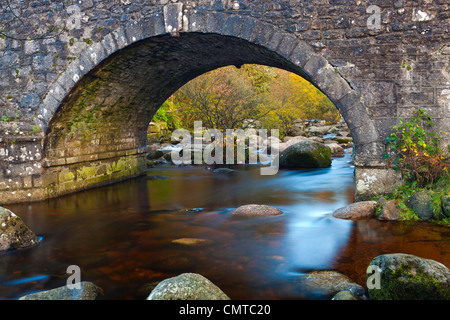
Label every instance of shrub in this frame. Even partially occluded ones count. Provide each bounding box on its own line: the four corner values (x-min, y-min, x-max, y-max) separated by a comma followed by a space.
384, 109, 449, 187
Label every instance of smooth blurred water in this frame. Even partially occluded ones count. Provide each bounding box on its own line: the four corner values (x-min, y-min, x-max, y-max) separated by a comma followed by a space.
0, 150, 448, 300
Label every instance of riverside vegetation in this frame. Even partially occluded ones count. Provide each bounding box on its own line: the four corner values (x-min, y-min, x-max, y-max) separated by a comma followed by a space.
332, 109, 449, 225
378, 109, 449, 225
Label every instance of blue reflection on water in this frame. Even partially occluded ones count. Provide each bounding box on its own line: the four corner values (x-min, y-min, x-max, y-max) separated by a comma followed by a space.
4, 275, 50, 286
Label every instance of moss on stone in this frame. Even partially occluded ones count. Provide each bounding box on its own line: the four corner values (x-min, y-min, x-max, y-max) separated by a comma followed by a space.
368, 254, 450, 300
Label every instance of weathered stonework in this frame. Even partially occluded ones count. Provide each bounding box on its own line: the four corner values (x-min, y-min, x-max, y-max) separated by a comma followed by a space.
0, 0, 449, 204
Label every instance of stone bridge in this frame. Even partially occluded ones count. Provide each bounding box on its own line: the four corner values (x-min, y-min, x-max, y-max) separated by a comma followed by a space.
0, 0, 449, 204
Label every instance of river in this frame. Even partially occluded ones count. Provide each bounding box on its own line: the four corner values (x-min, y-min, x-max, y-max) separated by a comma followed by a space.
0, 150, 449, 299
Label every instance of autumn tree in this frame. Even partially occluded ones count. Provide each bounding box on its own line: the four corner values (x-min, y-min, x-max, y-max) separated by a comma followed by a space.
172, 66, 274, 131
158, 64, 340, 137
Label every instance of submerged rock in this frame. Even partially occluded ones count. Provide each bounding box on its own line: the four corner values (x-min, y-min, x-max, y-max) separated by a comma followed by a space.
0, 206, 39, 252
297, 271, 365, 299
230, 204, 283, 217
146, 175, 169, 180
279, 140, 331, 168
147, 273, 230, 300
19, 281, 100, 300
171, 238, 213, 247
367, 253, 450, 300
212, 168, 238, 174
331, 201, 377, 220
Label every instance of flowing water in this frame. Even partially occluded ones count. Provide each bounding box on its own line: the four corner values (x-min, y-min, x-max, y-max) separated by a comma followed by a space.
0, 151, 449, 300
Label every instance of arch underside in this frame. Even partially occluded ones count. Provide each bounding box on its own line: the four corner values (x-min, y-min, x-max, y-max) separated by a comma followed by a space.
44, 33, 315, 162
40, 31, 383, 201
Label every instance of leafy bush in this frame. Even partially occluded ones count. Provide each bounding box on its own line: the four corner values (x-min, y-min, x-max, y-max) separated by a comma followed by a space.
384, 109, 450, 187
152, 101, 179, 131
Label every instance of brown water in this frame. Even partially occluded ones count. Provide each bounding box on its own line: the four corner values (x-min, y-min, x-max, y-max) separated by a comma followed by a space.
0, 152, 449, 300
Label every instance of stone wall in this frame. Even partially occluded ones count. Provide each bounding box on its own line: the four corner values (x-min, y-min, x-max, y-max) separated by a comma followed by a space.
0, 0, 448, 204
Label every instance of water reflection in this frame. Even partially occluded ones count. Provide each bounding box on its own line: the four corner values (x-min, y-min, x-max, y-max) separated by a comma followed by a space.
0, 152, 448, 300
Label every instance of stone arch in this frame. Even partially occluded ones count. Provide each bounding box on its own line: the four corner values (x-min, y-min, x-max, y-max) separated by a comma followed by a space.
36, 11, 383, 200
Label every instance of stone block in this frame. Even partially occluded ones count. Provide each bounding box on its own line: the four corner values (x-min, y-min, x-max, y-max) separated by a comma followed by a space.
163, 2, 183, 36
206, 12, 226, 34
353, 141, 386, 166
112, 27, 130, 50
303, 54, 328, 78
239, 16, 255, 40
188, 9, 207, 32
222, 14, 243, 37
252, 22, 277, 48
289, 41, 314, 68
355, 167, 402, 201
153, 12, 166, 36
277, 34, 297, 59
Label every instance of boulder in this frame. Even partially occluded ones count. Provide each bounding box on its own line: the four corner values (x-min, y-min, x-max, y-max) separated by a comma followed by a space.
327, 126, 339, 134
325, 142, 345, 157
0, 206, 39, 252
279, 136, 308, 153
331, 290, 361, 300
147, 149, 165, 160
367, 254, 450, 300
442, 195, 450, 218
297, 271, 365, 299
377, 199, 401, 221
230, 204, 283, 217
147, 273, 230, 300
331, 201, 377, 220
279, 140, 331, 169
332, 137, 353, 144
406, 192, 434, 220
19, 282, 100, 300
306, 125, 331, 136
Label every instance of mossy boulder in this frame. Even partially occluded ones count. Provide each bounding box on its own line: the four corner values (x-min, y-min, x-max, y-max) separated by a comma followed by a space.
367, 253, 450, 300
406, 192, 434, 220
19, 281, 100, 300
0, 206, 39, 251
146, 273, 230, 300
441, 195, 450, 218
279, 140, 332, 168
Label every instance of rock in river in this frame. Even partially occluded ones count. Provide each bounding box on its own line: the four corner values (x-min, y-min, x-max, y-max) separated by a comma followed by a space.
297, 271, 365, 299
367, 253, 450, 300
0, 206, 39, 252
377, 199, 401, 221
331, 201, 377, 220
147, 273, 230, 300
230, 204, 283, 217
331, 290, 361, 300
19, 281, 100, 300
324, 141, 345, 157
279, 140, 331, 168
